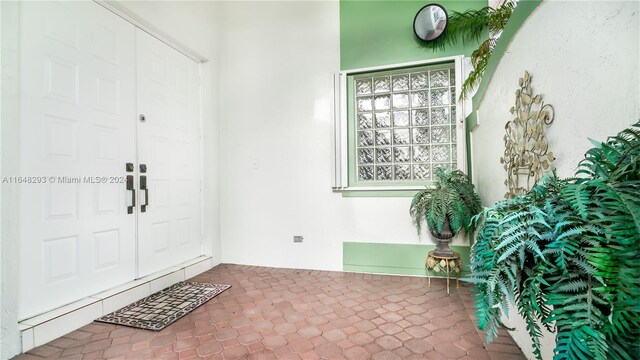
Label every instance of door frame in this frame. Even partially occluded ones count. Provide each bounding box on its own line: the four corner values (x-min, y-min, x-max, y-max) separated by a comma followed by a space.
93, 0, 207, 63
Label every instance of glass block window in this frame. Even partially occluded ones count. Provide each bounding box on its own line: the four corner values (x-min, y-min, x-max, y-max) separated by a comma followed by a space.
354, 64, 458, 182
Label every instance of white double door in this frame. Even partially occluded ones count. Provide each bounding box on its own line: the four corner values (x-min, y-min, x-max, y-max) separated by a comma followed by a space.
18, 1, 202, 319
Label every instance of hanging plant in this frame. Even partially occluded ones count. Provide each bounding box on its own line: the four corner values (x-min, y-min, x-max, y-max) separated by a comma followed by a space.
420, 2, 516, 100
469, 122, 640, 359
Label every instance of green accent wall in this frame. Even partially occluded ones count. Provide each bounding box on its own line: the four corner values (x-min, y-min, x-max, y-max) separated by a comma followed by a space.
344, 242, 471, 277
340, 1, 486, 71
339, 0, 486, 198
338, 1, 480, 275
339, 1, 542, 275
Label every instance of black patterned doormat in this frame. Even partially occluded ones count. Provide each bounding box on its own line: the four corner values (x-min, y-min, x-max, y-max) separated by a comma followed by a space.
96, 282, 231, 331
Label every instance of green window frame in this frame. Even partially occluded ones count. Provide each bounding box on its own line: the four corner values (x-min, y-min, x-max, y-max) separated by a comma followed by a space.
332, 56, 470, 194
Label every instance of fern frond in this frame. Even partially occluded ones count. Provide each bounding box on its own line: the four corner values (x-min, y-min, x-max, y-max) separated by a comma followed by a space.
410, 169, 481, 237
418, 2, 516, 100
470, 122, 640, 360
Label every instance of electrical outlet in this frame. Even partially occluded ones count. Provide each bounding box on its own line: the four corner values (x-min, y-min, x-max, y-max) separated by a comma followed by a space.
293, 236, 303, 243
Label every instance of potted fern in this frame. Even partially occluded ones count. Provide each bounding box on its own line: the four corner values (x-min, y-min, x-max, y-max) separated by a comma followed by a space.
410, 168, 482, 256
470, 122, 640, 360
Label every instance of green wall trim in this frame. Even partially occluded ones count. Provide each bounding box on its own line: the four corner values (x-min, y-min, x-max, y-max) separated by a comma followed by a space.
343, 242, 471, 277
341, 190, 417, 198
345, 63, 455, 194
467, 0, 543, 129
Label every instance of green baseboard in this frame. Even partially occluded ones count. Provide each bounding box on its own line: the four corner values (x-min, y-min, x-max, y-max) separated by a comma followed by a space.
343, 242, 471, 277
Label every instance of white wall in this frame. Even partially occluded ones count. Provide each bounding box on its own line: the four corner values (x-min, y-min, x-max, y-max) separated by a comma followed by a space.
471, 1, 639, 358
218, 1, 468, 271
111, 0, 223, 264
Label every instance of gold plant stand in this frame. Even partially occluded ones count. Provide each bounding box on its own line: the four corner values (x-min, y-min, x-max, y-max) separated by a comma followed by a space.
425, 251, 462, 295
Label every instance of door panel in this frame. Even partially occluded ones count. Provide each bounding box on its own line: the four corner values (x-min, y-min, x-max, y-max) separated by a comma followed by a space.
18, 1, 136, 319
136, 30, 202, 277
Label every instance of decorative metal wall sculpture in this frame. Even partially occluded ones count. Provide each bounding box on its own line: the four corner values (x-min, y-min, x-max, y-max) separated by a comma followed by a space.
500, 71, 555, 198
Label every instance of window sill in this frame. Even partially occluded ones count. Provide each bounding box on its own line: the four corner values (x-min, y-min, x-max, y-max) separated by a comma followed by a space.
332, 185, 434, 197
332, 185, 430, 192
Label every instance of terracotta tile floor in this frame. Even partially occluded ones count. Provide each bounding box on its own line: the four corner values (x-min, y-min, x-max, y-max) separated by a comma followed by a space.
15, 264, 527, 360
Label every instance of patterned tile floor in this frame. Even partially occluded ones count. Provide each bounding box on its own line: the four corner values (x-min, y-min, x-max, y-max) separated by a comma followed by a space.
15, 264, 527, 360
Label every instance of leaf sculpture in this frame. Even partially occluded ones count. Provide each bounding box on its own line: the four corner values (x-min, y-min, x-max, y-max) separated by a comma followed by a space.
501, 71, 556, 199
470, 122, 640, 360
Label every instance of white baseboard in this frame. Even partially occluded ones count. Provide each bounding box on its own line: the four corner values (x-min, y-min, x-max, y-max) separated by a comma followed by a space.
20, 256, 214, 352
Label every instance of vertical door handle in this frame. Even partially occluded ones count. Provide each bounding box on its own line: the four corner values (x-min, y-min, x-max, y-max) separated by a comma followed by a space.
126, 175, 135, 214
140, 175, 149, 212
